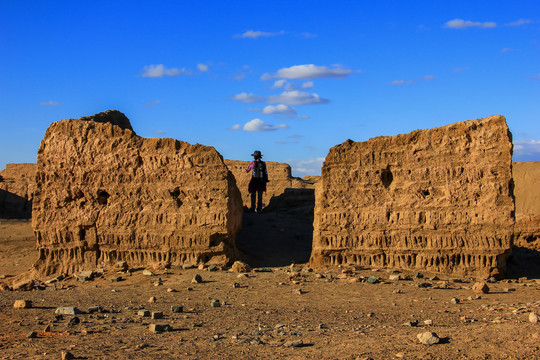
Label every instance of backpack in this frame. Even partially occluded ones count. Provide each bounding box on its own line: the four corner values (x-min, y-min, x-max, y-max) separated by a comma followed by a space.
253, 161, 266, 182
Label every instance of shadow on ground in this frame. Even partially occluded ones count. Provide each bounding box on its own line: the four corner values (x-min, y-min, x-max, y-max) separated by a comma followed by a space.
236, 188, 314, 268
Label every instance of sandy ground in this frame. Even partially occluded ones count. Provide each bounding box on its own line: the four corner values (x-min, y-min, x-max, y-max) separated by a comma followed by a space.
0, 217, 539, 360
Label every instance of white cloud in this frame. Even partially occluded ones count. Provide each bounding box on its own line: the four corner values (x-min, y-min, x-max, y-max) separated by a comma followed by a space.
454, 67, 470, 72
231, 90, 329, 105
444, 19, 497, 29
297, 32, 318, 39
297, 115, 310, 119
39, 100, 61, 106
262, 104, 297, 115
154, 130, 166, 135
287, 157, 325, 176
235, 30, 285, 39
267, 91, 329, 105
242, 118, 289, 132
262, 64, 355, 80
230, 92, 263, 103
140, 64, 191, 78
145, 100, 162, 107
501, 48, 514, 53
528, 74, 540, 80
272, 79, 287, 89
507, 19, 532, 27
390, 80, 415, 85
514, 140, 540, 157
197, 63, 209, 72
229, 124, 242, 130
423, 75, 435, 81
302, 81, 314, 89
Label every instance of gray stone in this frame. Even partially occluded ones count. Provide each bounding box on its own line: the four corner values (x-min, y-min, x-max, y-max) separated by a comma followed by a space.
417, 331, 440, 345
67, 316, 80, 327
207, 265, 218, 272
149, 323, 171, 333
283, 340, 303, 347
142, 269, 155, 276
182, 264, 195, 270
115, 261, 128, 271
151, 311, 163, 319
171, 305, 183, 313
367, 275, 379, 284
27, 331, 37, 338
192, 274, 203, 283
210, 299, 221, 307
55, 307, 83, 315
138, 310, 150, 317
78, 270, 94, 281
451, 297, 460, 304
389, 274, 400, 281
414, 272, 424, 279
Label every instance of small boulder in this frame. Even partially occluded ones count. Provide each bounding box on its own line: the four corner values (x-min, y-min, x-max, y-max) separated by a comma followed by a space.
55, 307, 83, 315
231, 261, 252, 273
151, 261, 170, 271
115, 261, 128, 271
142, 269, 155, 276
192, 274, 203, 284
149, 323, 171, 333
0, 282, 11, 291
148, 296, 157, 303
13, 300, 32, 309
472, 282, 489, 294
530, 312, 538, 324
367, 275, 379, 284
417, 331, 440, 345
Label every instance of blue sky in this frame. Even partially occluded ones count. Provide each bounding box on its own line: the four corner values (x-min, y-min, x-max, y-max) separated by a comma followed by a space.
1, 1, 539, 176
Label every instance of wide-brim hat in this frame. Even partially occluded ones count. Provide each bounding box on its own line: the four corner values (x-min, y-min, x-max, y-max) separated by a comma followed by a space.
251, 150, 262, 157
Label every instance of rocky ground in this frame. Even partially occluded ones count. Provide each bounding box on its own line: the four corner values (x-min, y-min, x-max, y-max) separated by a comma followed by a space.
1, 214, 539, 360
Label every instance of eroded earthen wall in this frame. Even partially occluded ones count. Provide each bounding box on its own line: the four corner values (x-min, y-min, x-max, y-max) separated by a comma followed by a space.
224, 160, 316, 208
0, 163, 36, 218
311, 115, 514, 277
33, 110, 243, 275
513, 161, 540, 250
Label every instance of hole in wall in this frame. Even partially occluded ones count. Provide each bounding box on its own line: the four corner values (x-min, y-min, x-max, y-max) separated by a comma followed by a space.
381, 166, 393, 188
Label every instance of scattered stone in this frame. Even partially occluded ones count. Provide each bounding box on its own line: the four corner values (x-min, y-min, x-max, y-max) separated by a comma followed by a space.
403, 320, 418, 327
67, 316, 80, 327
171, 305, 183, 313
210, 299, 221, 307
232, 282, 241, 288
237, 273, 249, 279
198, 264, 206, 270
414, 272, 424, 279
182, 263, 195, 270
504, 288, 516, 292
389, 274, 401, 281
207, 265, 218, 272
283, 340, 303, 347
472, 282, 490, 294
148, 296, 157, 303
451, 298, 460, 304
530, 312, 538, 324
166, 288, 176, 293
78, 270, 94, 281
13, 300, 32, 309
109, 276, 123, 282
143, 269, 155, 276
149, 323, 171, 333
88, 306, 104, 314
138, 310, 150, 317
115, 261, 128, 271
231, 261, 252, 273
417, 282, 432, 288
27, 331, 37, 338
424, 319, 433, 326
192, 274, 203, 284
12, 279, 34, 291
367, 275, 379, 284
61, 351, 75, 360
254, 268, 272, 273
43, 325, 51, 332
393, 289, 402, 294
0, 282, 11, 291
294, 288, 304, 295
151, 311, 163, 319
417, 331, 440, 345
55, 307, 83, 315
151, 261, 170, 271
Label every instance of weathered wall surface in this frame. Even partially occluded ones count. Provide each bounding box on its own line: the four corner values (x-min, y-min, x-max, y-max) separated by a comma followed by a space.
33, 110, 242, 275
0, 164, 36, 218
311, 115, 514, 277
513, 161, 540, 250
224, 160, 316, 208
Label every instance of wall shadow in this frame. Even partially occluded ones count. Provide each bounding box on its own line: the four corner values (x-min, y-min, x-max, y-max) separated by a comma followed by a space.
0, 188, 32, 219
506, 246, 540, 279
236, 188, 314, 268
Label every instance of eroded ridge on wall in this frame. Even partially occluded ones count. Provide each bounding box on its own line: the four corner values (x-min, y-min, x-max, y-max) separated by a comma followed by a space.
32, 110, 243, 275
311, 115, 514, 277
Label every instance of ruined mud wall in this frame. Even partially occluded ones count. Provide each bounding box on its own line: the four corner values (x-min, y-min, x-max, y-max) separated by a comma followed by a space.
513, 161, 540, 250
0, 164, 36, 218
311, 115, 514, 277
224, 160, 316, 208
33, 110, 243, 275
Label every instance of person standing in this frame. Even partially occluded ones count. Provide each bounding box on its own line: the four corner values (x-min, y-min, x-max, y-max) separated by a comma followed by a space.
245, 150, 268, 213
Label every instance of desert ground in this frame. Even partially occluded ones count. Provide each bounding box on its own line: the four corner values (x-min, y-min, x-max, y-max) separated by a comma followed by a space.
1, 211, 539, 360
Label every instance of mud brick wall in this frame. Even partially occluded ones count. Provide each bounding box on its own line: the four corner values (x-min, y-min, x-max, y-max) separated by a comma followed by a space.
0, 163, 36, 218
32, 111, 243, 275
513, 161, 540, 251
225, 160, 316, 208
311, 115, 514, 277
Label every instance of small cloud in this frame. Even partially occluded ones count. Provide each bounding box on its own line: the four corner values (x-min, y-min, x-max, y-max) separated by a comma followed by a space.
304, 145, 317, 151
297, 114, 310, 119
288, 134, 303, 139
301, 81, 314, 89
262, 104, 297, 115
287, 157, 325, 176
230, 92, 263, 103
263, 64, 356, 80
140, 64, 191, 78
506, 19, 532, 27
154, 130, 166, 135
197, 63, 209, 72
235, 30, 285, 39
443, 19, 497, 29
277, 140, 290, 145
39, 100, 61, 106
500, 48, 514, 53
229, 124, 242, 130
272, 79, 287, 89
423, 75, 435, 81
454, 67, 470, 72
242, 118, 289, 132
529, 74, 540, 80
297, 32, 318, 39
390, 80, 415, 85
145, 100, 162, 107
513, 139, 540, 161
267, 91, 329, 105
